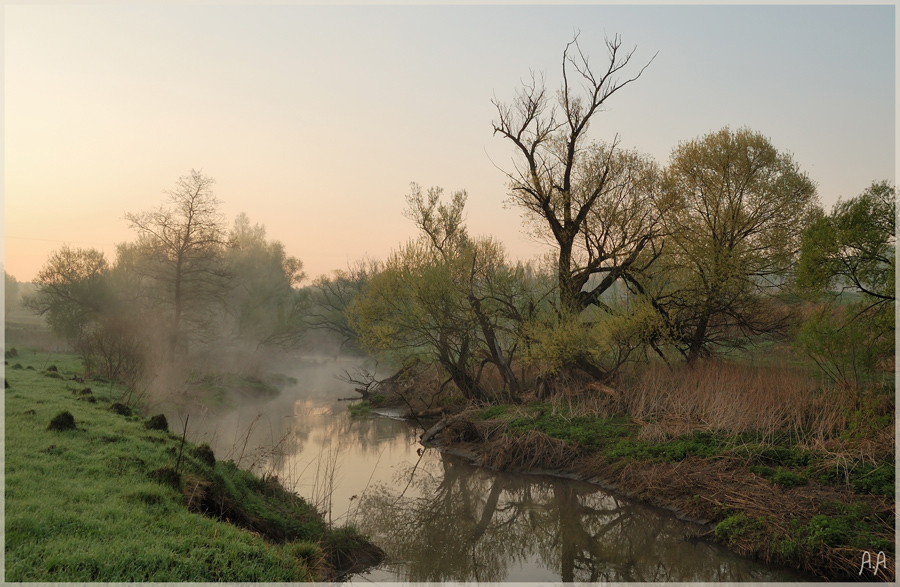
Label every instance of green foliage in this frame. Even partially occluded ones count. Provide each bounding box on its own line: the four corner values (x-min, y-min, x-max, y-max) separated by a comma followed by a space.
797, 181, 895, 302
714, 513, 763, 546
223, 213, 309, 349
23, 246, 113, 344
795, 304, 893, 390
605, 430, 725, 462
504, 410, 637, 452
814, 462, 895, 497
525, 296, 669, 377
351, 186, 545, 401
795, 181, 895, 386
651, 127, 820, 360
770, 467, 808, 488
347, 401, 371, 417
477, 405, 510, 421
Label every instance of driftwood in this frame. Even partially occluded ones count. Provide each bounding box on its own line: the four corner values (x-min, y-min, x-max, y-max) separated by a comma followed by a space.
421, 418, 451, 444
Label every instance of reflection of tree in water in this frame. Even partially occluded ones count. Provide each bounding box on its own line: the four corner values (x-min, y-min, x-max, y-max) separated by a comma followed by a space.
357, 453, 531, 582
357, 453, 796, 582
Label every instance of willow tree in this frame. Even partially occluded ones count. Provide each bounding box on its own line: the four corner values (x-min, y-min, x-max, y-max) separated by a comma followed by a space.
351, 185, 539, 402
492, 34, 661, 314
125, 170, 228, 362
651, 127, 820, 361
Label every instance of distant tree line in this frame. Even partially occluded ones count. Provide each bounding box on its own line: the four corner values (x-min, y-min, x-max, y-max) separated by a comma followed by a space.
21, 35, 894, 403
23, 170, 310, 385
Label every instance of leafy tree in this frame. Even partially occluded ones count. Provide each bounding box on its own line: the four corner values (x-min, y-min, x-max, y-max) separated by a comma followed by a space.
797, 180, 895, 303
647, 127, 819, 361
223, 213, 309, 349
795, 181, 895, 388
307, 257, 382, 349
124, 170, 228, 361
23, 246, 113, 344
351, 186, 541, 402
492, 34, 662, 314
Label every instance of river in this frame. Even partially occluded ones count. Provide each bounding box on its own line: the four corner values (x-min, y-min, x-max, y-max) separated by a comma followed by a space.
184, 356, 810, 582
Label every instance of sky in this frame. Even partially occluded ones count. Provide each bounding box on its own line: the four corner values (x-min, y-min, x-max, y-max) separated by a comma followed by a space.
3, 3, 896, 283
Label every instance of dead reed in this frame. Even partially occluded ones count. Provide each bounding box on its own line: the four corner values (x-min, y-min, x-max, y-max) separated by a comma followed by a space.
482, 429, 579, 471
612, 359, 864, 447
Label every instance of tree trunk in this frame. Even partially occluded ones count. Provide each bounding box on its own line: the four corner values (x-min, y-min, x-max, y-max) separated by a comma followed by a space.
686, 315, 710, 364
469, 294, 520, 399
558, 240, 579, 314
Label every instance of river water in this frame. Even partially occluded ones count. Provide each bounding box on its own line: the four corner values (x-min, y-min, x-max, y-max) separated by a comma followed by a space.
186, 356, 809, 582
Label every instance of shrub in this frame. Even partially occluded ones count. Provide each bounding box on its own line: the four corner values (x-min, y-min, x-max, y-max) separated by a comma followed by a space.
347, 401, 371, 417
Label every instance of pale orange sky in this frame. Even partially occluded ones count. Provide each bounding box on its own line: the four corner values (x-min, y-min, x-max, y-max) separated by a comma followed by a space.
4, 4, 895, 283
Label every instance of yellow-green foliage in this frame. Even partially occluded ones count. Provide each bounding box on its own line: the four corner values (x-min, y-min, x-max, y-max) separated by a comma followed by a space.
524, 297, 667, 375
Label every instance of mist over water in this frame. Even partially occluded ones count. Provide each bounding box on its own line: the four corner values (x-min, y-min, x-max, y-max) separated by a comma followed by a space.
155, 350, 809, 582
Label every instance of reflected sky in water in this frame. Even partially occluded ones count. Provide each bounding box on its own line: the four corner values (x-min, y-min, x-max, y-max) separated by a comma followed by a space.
184, 357, 810, 582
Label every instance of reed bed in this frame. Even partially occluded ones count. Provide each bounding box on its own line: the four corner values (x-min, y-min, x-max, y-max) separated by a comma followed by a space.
612, 360, 881, 448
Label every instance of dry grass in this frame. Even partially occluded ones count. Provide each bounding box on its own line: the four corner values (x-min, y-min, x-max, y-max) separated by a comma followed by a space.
614, 360, 865, 445
482, 429, 579, 471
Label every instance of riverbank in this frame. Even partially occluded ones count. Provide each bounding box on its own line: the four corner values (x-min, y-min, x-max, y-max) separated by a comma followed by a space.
4, 348, 383, 582
417, 401, 895, 582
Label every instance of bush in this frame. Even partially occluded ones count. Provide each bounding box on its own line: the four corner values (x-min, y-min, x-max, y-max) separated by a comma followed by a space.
795, 304, 893, 391
77, 314, 147, 388
347, 401, 371, 417
149, 466, 181, 490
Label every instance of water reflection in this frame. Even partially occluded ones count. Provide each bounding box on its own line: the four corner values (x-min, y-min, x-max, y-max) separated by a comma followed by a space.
180, 357, 804, 582
354, 451, 802, 582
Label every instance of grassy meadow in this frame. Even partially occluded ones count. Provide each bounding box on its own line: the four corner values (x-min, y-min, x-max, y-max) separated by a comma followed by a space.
4, 347, 375, 582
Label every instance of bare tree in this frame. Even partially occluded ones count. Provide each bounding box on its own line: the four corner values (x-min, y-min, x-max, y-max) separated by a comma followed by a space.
125, 170, 228, 362
493, 33, 659, 314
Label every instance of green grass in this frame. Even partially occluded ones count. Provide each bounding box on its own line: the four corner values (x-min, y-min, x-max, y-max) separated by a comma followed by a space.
347, 401, 372, 417
5, 349, 373, 581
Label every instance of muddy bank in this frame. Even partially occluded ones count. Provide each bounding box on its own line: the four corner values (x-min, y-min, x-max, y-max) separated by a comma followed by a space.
419, 411, 895, 582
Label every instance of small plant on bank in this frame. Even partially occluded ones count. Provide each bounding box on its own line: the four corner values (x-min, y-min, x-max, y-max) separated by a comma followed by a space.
347, 401, 371, 417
